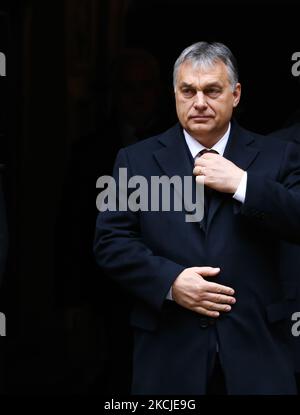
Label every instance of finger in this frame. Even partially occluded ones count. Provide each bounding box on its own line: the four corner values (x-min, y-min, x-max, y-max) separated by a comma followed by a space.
201, 153, 220, 161
200, 301, 232, 312
194, 166, 209, 176
193, 266, 220, 276
194, 155, 217, 166
205, 281, 235, 296
194, 157, 203, 166
193, 307, 220, 318
193, 166, 203, 175
195, 175, 205, 185
204, 292, 236, 305
194, 158, 208, 167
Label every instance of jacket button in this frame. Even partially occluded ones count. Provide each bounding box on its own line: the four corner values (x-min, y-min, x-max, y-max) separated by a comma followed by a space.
199, 317, 209, 328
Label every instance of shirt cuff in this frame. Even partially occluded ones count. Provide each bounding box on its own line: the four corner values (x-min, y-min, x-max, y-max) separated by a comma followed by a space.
166, 287, 173, 300
233, 172, 247, 203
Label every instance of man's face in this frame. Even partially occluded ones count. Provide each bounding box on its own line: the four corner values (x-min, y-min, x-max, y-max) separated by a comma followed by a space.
175, 60, 241, 144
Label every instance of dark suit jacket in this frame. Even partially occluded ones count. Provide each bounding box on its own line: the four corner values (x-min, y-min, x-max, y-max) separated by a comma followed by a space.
94, 122, 300, 394
269, 125, 300, 375
270, 123, 300, 143
0, 168, 7, 285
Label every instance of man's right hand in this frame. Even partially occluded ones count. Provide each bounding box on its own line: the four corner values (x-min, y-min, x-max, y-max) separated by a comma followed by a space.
172, 267, 236, 317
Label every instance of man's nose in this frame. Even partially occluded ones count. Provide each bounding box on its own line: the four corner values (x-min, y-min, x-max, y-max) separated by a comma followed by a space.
193, 91, 207, 110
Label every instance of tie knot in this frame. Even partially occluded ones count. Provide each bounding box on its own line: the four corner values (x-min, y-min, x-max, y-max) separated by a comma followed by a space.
197, 149, 219, 158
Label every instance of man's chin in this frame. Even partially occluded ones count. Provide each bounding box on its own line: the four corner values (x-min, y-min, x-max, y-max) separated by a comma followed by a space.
189, 124, 211, 135
189, 118, 213, 128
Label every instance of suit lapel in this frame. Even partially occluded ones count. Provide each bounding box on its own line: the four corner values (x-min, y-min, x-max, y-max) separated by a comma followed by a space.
206, 122, 260, 231
153, 124, 204, 227
153, 123, 193, 179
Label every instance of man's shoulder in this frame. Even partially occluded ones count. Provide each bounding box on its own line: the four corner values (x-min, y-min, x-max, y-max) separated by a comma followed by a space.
268, 123, 300, 143
122, 123, 181, 155
237, 123, 290, 153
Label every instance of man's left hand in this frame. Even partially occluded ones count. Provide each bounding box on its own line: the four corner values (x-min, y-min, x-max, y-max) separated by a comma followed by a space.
193, 152, 244, 193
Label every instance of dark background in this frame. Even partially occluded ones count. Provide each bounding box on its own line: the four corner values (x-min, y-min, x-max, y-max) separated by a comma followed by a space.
1, 0, 300, 395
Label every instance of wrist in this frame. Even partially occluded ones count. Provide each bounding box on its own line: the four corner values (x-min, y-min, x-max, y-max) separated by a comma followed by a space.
232, 169, 244, 193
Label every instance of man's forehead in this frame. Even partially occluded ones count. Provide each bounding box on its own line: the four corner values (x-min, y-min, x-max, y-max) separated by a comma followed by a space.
177, 60, 229, 85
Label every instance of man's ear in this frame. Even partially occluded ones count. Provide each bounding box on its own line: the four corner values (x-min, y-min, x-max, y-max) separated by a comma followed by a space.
233, 83, 241, 108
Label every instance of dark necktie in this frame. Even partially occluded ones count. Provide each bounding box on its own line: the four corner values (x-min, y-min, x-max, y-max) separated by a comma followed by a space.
196, 149, 219, 220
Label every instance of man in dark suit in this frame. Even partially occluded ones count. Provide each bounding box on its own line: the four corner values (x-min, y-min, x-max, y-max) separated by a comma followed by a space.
94, 42, 300, 394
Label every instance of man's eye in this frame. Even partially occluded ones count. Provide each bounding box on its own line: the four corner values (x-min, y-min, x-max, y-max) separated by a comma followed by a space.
206, 89, 221, 97
182, 89, 194, 97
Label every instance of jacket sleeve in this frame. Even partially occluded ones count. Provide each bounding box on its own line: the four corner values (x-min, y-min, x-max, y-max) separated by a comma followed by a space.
240, 141, 300, 244
94, 148, 185, 312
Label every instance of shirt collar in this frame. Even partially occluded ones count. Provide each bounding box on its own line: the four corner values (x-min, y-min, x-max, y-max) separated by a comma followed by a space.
183, 123, 231, 158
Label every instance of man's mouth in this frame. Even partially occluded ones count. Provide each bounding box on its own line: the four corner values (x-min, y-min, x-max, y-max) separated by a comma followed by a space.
189, 115, 212, 120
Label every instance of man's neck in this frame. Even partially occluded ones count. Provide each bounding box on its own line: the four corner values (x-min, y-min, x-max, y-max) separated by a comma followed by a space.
183, 123, 231, 159
189, 125, 230, 148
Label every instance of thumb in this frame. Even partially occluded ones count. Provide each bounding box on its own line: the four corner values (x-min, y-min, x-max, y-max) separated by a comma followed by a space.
193, 266, 220, 277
